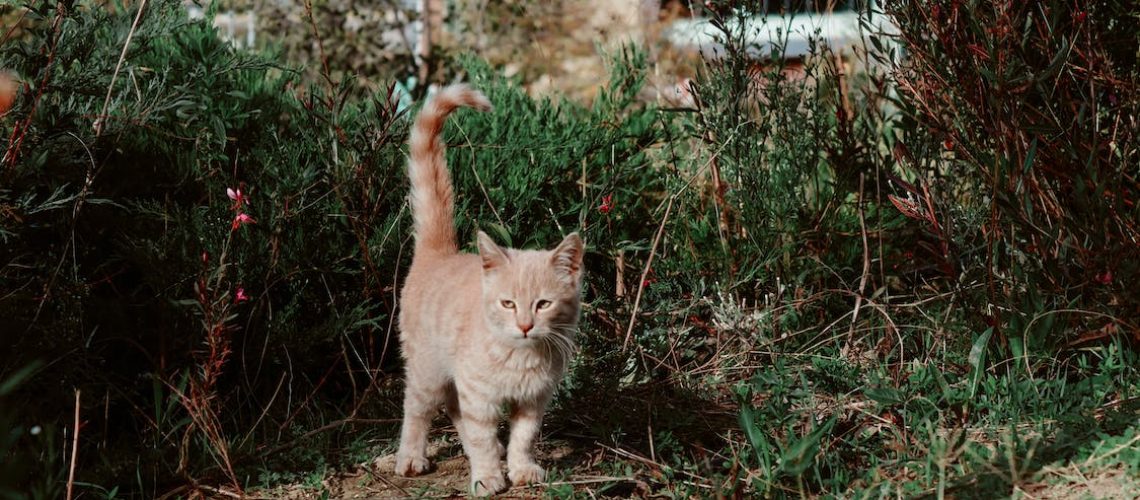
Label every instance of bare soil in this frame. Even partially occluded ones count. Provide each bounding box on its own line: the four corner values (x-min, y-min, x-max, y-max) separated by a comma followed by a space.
257, 437, 644, 499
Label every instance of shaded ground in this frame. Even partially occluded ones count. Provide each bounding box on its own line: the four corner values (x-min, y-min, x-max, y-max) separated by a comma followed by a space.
245, 379, 740, 498
263, 438, 644, 499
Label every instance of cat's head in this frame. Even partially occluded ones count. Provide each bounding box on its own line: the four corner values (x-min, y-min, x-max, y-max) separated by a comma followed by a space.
477, 231, 584, 349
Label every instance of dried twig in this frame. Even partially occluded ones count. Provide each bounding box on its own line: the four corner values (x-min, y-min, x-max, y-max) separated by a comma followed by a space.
0, 7, 29, 45
95, 0, 147, 137
362, 466, 412, 497
66, 389, 80, 500
597, 442, 712, 487
846, 173, 870, 352
302, 0, 334, 90
262, 417, 400, 457
623, 195, 674, 349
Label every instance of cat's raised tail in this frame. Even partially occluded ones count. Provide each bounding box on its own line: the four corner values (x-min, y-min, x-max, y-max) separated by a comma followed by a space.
407, 84, 492, 257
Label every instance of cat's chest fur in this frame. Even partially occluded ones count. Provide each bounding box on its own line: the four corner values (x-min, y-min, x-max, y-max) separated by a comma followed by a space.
466, 347, 564, 403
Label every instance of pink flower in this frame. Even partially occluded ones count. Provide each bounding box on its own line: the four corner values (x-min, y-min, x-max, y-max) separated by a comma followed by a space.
598, 194, 614, 214
226, 187, 248, 209
231, 212, 256, 230
234, 287, 249, 303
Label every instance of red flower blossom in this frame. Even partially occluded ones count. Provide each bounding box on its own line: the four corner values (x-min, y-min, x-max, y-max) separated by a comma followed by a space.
231, 212, 256, 230
598, 194, 614, 214
1096, 270, 1112, 285
226, 186, 248, 209
234, 287, 249, 303
641, 267, 657, 288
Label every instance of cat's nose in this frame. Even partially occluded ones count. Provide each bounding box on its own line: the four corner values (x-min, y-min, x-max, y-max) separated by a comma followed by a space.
518, 323, 533, 336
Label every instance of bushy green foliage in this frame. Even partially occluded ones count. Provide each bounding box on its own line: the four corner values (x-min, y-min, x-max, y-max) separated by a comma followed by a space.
0, 0, 664, 493
446, 51, 665, 256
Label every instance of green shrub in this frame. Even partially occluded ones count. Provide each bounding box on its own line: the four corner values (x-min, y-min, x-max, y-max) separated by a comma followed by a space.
0, 0, 665, 492
887, 0, 1140, 347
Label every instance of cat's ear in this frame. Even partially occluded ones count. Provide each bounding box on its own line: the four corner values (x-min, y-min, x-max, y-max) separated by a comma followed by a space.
477, 231, 509, 271
550, 232, 584, 283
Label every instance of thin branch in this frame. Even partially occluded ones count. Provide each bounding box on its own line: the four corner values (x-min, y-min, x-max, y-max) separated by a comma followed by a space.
846, 173, 870, 352
95, 0, 148, 137
624, 195, 674, 349
262, 417, 400, 457
66, 390, 80, 500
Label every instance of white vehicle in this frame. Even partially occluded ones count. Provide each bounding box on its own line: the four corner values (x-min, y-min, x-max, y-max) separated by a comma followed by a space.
664, 1, 897, 61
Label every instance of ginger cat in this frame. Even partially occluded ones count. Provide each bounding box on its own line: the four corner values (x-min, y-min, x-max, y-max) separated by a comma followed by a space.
394, 84, 584, 496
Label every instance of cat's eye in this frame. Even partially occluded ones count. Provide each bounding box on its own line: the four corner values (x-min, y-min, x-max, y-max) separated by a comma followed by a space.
500, 300, 516, 309
535, 299, 552, 310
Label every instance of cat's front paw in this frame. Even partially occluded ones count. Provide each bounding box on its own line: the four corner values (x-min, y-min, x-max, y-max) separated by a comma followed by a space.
394, 453, 431, 476
508, 462, 546, 485
471, 472, 508, 497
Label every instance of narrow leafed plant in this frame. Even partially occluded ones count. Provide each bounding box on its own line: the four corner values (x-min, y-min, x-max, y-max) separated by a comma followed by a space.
887, 0, 1140, 343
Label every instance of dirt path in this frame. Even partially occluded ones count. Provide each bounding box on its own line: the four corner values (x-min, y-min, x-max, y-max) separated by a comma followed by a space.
257, 436, 645, 499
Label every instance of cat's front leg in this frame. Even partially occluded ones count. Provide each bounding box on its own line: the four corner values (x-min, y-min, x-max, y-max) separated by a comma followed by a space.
506, 394, 551, 486
454, 383, 507, 496
395, 376, 445, 476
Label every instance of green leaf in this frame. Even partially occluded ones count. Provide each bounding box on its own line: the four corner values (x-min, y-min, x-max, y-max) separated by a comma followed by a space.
780, 416, 836, 476
969, 327, 994, 398
969, 327, 993, 368
0, 361, 42, 397
864, 386, 904, 406
1021, 137, 1038, 175
482, 222, 513, 247
739, 401, 778, 474
869, 34, 884, 53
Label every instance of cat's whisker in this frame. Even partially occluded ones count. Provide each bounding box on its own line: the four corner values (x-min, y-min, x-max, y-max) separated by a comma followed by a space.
547, 327, 579, 348
542, 338, 556, 360
542, 333, 578, 361
539, 336, 562, 358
